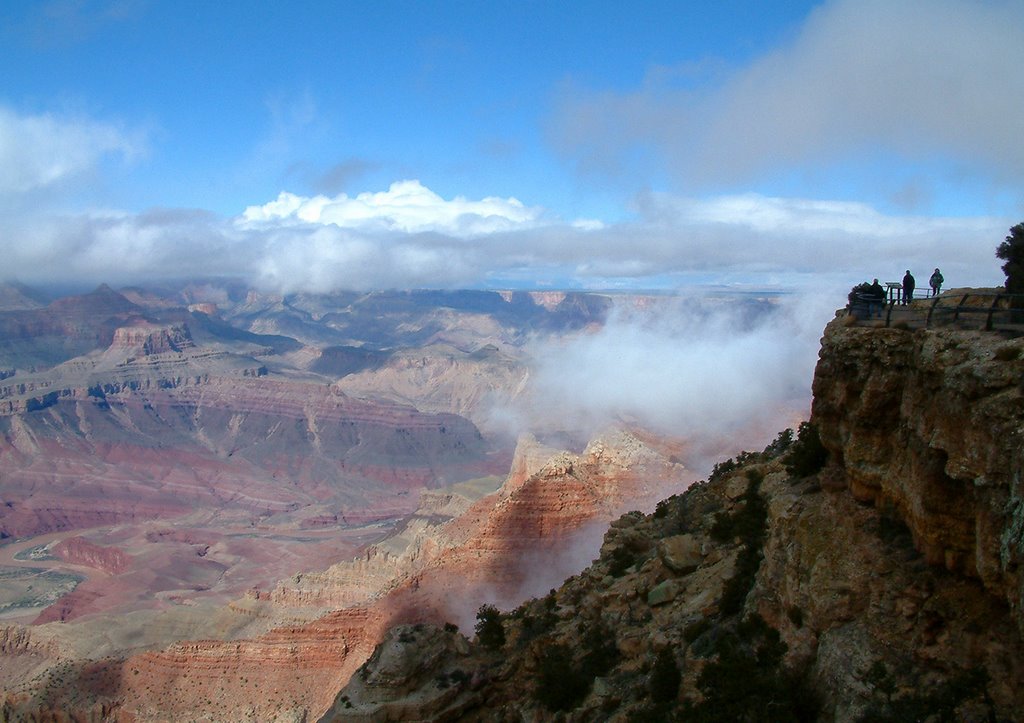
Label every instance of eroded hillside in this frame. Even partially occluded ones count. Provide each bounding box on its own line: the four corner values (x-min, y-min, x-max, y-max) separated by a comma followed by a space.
318, 311, 1024, 722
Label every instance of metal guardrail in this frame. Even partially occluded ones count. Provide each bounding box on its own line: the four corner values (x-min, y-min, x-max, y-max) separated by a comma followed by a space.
925, 291, 1024, 331
848, 290, 1024, 331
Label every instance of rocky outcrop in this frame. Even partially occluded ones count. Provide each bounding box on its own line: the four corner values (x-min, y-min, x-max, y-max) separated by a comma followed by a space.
322, 459, 1024, 722
317, 308, 1024, 722
318, 624, 478, 722
0, 626, 61, 657
109, 322, 196, 356
50, 537, 131, 575
812, 317, 1024, 632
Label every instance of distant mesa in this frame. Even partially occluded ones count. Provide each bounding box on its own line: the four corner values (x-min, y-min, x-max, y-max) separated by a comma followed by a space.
110, 322, 196, 356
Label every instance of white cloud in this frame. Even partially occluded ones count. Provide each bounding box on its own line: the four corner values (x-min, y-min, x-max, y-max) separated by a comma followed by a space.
0, 176, 1009, 293
629, 191, 1007, 287
511, 291, 838, 461
553, 0, 1024, 196
240, 179, 542, 236
0, 106, 142, 193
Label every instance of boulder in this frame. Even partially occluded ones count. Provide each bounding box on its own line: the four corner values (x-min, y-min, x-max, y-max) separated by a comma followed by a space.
659, 534, 703, 575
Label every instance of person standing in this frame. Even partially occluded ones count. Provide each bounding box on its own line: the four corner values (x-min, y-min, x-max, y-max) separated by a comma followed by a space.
869, 278, 885, 317
929, 268, 944, 296
902, 270, 916, 304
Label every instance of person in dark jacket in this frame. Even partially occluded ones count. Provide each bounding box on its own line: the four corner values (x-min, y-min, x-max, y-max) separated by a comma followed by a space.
902, 270, 916, 304
929, 268, 944, 296
869, 278, 885, 317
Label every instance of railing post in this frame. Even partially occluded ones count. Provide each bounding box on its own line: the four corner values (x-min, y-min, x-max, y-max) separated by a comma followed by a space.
926, 295, 942, 328
953, 293, 970, 322
986, 294, 1002, 331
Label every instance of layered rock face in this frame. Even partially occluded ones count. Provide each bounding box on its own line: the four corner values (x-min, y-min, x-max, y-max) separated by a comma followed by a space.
812, 318, 1024, 632
323, 461, 1024, 721
333, 342, 528, 429
0, 375, 493, 542
95, 430, 690, 721
318, 311, 1024, 722
0, 284, 145, 369
0, 424, 689, 721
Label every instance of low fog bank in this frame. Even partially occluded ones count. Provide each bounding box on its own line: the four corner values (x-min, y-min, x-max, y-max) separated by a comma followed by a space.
496, 286, 840, 474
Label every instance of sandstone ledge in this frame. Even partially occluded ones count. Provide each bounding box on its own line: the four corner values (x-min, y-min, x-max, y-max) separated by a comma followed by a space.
812, 317, 1024, 633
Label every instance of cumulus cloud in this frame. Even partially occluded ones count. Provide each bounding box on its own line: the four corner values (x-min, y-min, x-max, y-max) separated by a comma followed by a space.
240, 180, 542, 236
0, 106, 142, 193
553, 0, 1024, 193
0, 178, 1008, 292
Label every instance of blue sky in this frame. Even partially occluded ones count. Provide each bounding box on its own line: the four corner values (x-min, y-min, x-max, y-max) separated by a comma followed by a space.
2, 0, 1023, 292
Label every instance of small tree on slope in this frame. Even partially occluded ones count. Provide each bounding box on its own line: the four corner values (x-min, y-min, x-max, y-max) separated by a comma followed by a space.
996, 222, 1024, 295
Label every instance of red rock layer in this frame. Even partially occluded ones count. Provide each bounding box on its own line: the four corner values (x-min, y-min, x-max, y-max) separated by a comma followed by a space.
108, 431, 693, 721
119, 606, 395, 721
0, 375, 495, 541
51, 536, 131, 575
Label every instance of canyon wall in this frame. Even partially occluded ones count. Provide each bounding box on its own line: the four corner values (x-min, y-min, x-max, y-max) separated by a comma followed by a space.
318, 310, 1024, 722
812, 316, 1024, 633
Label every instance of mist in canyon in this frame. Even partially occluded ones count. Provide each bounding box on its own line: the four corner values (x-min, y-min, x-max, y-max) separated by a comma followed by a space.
498, 285, 838, 469
0, 278, 845, 719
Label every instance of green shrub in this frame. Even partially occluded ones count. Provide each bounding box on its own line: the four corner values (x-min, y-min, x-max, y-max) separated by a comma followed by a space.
607, 545, 637, 577
709, 457, 739, 483
533, 643, 590, 711
859, 662, 992, 722
475, 604, 505, 650
579, 620, 619, 678
762, 428, 794, 458
785, 422, 827, 478
996, 222, 1024, 295
650, 648, 681, 704
683, 615, 818, 722
717, 471, 768, 617
517, 608, 557, 646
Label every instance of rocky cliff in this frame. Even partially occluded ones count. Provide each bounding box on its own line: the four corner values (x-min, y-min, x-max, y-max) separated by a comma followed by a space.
319, 310, 1024, 722
812, 316, 1024, 633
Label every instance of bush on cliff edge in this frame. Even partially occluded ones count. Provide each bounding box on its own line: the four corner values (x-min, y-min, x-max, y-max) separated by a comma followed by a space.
785, 422, 827, 478
996, 221, 1024, 296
